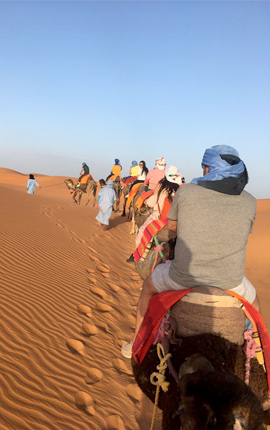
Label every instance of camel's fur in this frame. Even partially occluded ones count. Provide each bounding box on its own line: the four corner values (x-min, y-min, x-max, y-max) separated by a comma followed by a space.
64, 178, 97, 206
113, 176, 122, 213
132, 296, 270, 430
128, 184, 153, 235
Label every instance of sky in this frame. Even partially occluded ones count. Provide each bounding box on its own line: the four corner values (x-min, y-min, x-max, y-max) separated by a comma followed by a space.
0, 1, 269, 198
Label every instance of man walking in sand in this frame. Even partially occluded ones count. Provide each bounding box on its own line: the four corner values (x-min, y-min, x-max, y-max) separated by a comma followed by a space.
121, 145, 259, 358
27, 174, 40, 194
96, 180, 116, 230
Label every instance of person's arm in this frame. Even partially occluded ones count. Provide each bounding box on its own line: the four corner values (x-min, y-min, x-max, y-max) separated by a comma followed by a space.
167, 218, 177, 232
35, 180, 40, 188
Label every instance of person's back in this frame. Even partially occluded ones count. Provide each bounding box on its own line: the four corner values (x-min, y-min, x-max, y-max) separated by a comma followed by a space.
83, 164, 89, 175
27, 174, 40, 194
169, 184, 256, 289
144, 157, 166, 191
111, 164, 122, 177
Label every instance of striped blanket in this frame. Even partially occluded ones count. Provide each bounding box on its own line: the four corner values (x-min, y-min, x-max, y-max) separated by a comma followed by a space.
135, 190, 154, 210
134, 218, 167, 263
126, 183, 142, 208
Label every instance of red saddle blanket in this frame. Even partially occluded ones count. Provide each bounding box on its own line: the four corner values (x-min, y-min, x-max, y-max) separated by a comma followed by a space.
132, 289, 270, 393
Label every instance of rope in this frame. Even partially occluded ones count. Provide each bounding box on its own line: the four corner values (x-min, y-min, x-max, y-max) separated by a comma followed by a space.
41, 182, 64, 188
150, 236, 166, 273
149, 343, 171, 430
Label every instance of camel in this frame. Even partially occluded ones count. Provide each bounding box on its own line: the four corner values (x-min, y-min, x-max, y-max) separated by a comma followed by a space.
64, 178, 97, 206
113, 176, 122, 212
132, 288, 270, 430
127, 184, 153, 235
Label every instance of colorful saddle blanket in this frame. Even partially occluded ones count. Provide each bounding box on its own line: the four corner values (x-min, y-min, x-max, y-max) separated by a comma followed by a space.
124, 176, 137, 187
80, 174, 93, 184
134, 218, 167, 263
132, 289, 270, 394
126, 183, 143, 208
135, 190, 154, 210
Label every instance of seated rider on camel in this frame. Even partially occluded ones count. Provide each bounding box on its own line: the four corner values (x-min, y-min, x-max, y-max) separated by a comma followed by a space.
77, 162, 90, 187
106, 159, 122, 181
121, 145, 260, 358
144, 157, 166, 191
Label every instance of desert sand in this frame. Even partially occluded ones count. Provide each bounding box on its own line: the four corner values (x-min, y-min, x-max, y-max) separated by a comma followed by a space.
0, 167, 269, 430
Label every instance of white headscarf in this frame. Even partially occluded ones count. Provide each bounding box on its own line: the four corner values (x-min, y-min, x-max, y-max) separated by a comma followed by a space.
155, 157, 166, 170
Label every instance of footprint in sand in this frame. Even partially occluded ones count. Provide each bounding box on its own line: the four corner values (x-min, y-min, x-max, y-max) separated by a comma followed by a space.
88, 254, 99, 262
81, 323, 98, 336
72, 237, 80, 243
96, 303, 113, 312
90, 286, 108, 301
86, 268, 95, 274
88, 246, 97, 254
74, 391, 95, 415
97, 322, 110, 333
96, 264, 110, 273
107, 282, 120, 292
66, 339, 85, 355
77, 304, 92, 317
106, 415, 126, 430
111, 358, 132, 376
79, 239, 87, 244
88, 277, 97, 284
125, 384, 143, 403
85, 368, 103, 384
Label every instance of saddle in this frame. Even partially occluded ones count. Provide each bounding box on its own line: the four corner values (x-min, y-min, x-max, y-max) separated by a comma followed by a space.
132, 288, 270, 394
80, 174, 92, 185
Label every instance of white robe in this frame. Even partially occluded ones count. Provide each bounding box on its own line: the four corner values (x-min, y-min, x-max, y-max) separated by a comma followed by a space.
96, 184, 116, 225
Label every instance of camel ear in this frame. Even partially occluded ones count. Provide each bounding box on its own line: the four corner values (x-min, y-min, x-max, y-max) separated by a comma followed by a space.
179, 353, 215, 379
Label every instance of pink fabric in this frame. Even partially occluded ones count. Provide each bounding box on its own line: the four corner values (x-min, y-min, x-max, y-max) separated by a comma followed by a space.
135, 211, 159, 247
144, 168, 165, 191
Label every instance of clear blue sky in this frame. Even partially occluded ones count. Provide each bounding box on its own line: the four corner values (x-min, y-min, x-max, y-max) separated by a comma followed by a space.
0, 1, 269, 198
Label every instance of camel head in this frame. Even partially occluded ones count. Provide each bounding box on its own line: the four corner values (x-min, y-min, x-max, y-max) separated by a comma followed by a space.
176, 354, 267, 430
64, 179, 75, 190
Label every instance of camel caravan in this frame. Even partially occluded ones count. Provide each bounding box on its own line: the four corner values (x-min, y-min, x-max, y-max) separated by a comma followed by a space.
65, 153, 270, 430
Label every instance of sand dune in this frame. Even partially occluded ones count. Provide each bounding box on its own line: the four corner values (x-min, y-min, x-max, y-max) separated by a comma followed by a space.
0, 168, 269, 430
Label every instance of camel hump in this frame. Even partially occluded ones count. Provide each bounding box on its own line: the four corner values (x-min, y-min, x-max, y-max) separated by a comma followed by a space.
170, 287, 246, 345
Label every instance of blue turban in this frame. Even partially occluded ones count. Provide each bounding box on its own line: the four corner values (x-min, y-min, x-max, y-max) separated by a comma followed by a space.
115, 159, 120, 165
131, 160, 138, 167
191, 145, 245, 184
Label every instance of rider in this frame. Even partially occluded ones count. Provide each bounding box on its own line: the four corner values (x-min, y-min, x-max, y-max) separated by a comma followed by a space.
106, 159, 122, 181
121, 145, 258, 358
129, 160, 149, 191
144, 157, 166, 191
126, 166, 185, 263
78, 162, 90, 183
130, 161, 140, 177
